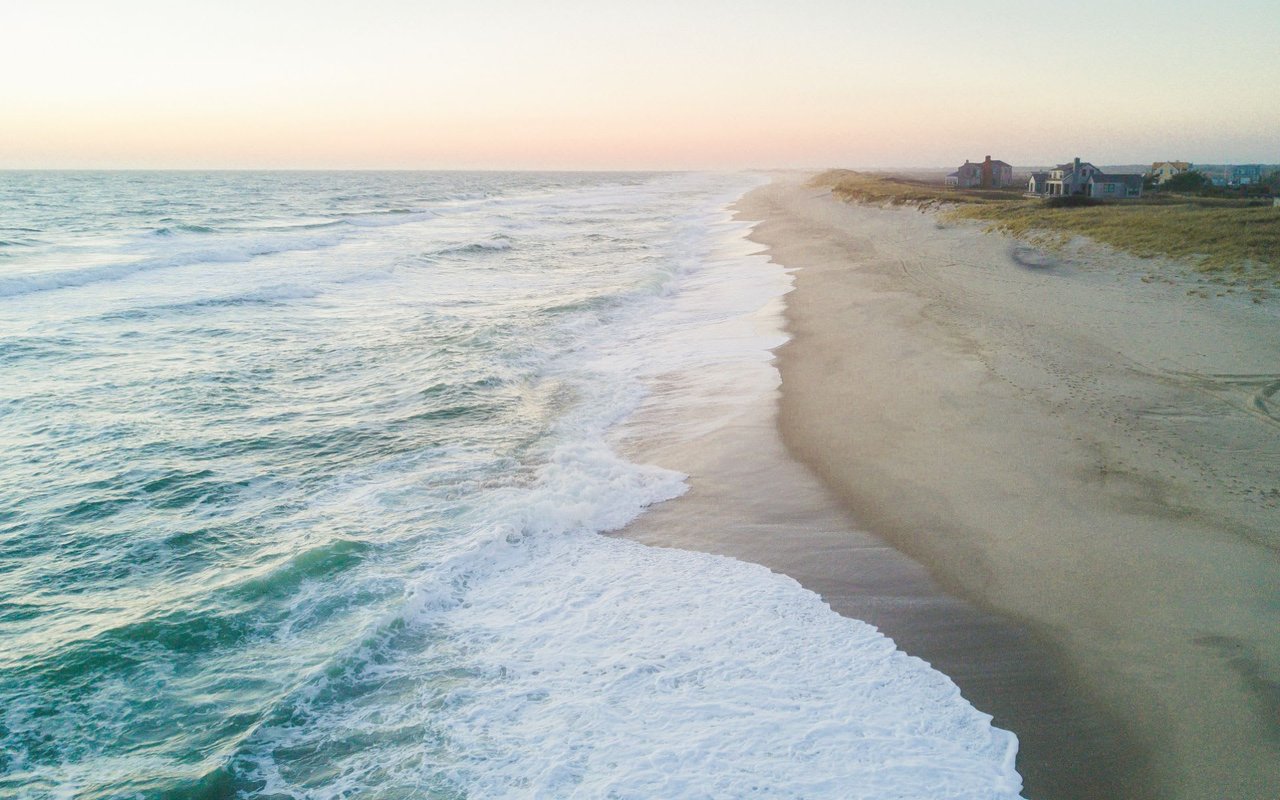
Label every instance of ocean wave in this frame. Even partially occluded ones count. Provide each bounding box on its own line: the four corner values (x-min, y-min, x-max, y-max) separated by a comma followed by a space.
225, 437, 1021, 799
0, 233, 342, 299
439, 535, 1021, 799
93, 284, 326, 321
433, 235, 515, 256
149, 223, 218, 237
341, 209, 435, 228
0, 336, 85, 365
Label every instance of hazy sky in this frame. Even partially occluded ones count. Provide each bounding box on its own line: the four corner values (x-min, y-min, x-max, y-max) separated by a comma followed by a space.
4, 0, 1278, 169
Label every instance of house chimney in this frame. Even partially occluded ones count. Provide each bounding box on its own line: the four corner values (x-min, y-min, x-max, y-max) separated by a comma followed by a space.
985, 155, 991, 163
1074, 157, 1081, 171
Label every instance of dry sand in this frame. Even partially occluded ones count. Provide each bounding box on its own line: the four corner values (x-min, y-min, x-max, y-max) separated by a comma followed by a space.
622, 177, 1280, 799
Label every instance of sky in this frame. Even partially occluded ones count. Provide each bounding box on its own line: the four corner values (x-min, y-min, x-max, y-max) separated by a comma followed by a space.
3, 0, 1278, 169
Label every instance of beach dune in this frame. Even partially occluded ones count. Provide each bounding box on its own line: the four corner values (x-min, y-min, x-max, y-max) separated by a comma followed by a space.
626, 177, 1280, 799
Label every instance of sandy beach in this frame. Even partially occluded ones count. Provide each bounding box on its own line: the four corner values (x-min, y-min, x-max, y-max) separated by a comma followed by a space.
623, 177, 1280, 799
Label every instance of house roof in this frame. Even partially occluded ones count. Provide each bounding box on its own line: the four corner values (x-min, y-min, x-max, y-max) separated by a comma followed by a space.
1152, 161, 1190, 170
1029, 172, 1049, 181
1090, 173, 1144, 187
954, 159, 1013, 171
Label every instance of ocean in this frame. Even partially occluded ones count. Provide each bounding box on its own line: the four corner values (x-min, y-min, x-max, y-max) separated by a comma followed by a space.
0, 171, 1021, 799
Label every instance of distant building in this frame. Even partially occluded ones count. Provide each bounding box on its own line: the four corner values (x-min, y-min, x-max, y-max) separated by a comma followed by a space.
1150, 161, 1191, 184
1229, 165, 1265, 186
1088, 173, 1144, 198
1026, 157, 1142, 199
1026, 172, 1052, 195
1239, 165, 1269, 184
1043, 158, 1101, 196
946, 156, 1014, 189
1195, 164, 1267, 187
946, 161, 982, 189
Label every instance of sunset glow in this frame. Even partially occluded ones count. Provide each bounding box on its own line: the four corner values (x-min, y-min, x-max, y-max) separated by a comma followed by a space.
5, 0, 1278, 168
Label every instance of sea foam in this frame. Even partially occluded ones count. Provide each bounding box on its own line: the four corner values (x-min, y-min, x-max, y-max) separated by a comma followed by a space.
232, 426, 1022, 799
229, 174, 1023, 799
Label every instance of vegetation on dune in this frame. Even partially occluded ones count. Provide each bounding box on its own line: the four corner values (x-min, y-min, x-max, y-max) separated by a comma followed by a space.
811, 170, 1280, 281
948, 202, 1280, 273
811, 169, 1017, 207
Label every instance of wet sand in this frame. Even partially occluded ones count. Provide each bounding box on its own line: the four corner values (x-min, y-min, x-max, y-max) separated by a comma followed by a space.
622, 177, 1280, 799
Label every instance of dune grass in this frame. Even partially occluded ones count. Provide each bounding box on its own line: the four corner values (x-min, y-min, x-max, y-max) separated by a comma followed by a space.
949, 202, 1280, 273
813, 169, 1014, 207
811, 169, 1280, 279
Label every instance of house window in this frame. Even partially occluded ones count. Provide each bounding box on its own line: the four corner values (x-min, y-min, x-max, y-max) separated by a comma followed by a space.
1105, 184, 1115, 193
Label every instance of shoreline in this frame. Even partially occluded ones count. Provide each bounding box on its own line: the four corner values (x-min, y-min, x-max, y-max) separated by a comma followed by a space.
615, 180, 1135, 799
621, 176, 1280, 799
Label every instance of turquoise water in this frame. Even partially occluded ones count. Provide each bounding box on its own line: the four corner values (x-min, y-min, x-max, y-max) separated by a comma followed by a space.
0, 172, 1021, 799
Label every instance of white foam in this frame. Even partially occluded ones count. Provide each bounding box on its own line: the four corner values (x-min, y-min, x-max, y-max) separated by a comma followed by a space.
236, 422, 1020, 799
233, 173, 1023, 799
341, 210, 435, 228
435, 531, 1022, 799
429, 176, 1021, 797
0, 231, 343, 299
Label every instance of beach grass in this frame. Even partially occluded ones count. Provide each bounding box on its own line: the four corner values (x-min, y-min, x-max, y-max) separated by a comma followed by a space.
812, 169, 1280, 279
814, 169, 1017, 207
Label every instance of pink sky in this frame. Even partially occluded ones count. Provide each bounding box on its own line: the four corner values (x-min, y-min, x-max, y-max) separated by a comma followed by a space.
5, 0, 1278, 169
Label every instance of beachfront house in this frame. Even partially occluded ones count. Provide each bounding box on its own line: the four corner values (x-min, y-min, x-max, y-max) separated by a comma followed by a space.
1042, 158, 1099, 197
1195, 164, 1268, 187
1150, 161, 1191, 184
1026, 172, 1052, 196
1027, 157, 1142, 199
945, 162, 981, 189
1088, 173, 1144, 198
945, 156, 1014, 189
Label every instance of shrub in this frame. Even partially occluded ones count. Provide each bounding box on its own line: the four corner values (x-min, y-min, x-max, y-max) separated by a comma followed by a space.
1160, 170, 1210, 193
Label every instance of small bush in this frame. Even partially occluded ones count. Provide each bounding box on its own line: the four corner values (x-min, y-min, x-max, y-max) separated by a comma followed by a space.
1159, 170, 1211, 193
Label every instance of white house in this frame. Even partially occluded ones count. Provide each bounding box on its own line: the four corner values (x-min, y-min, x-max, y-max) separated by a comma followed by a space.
1027, 157, 1142, 199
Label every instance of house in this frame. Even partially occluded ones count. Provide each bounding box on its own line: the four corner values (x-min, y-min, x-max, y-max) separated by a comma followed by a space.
1150, 161, 1191, 184
1088, 173, 1144, 198
1026, 157, 1143, 199
1196, 164, 1268, 187
1231, 165, 1267, 185
1042, 158, 1101, 196
946, 155, 1014, 189
945, 161, 981, 189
